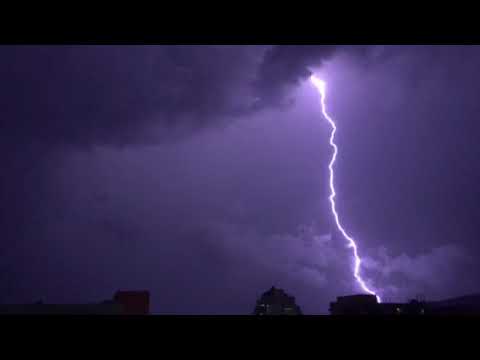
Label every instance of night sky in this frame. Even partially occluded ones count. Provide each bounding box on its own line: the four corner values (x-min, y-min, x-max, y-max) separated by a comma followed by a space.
1, 45, 479, 314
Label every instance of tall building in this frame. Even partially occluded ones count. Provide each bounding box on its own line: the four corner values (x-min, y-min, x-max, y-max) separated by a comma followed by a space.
253, 286, 302, 315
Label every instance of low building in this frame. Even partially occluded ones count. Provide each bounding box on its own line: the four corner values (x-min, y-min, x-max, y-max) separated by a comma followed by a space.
330, 293, 480, 315
426, 294, 480, 315
330, 294, 381, 315
0, 290, 150, 315
114, 290, 150, 315
330, 294, 426, 315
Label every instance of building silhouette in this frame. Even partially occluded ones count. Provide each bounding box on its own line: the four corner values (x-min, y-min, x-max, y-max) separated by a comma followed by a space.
114, 290, 150, 315
0, 290, 150, 315
330, 294, 382, 315
253, 286, 302, 315
330, 294, 480, 315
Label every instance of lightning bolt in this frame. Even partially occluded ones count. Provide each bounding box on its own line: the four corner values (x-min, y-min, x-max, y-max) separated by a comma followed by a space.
310, 75, 381, 303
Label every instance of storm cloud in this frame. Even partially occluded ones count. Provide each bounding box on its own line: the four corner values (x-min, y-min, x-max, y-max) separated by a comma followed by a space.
0, 45, 364, 148
0, 45, 267, 147
1, 45, 480, 313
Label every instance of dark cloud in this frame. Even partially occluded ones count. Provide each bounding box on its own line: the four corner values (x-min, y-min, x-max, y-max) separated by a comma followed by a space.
254, 45, 337, 105
0, 45, 266, 147
0, 45, 365, 148
253, 45, 373, 107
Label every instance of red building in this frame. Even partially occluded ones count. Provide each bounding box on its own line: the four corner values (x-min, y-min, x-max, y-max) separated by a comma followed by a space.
114, 291, 150, 315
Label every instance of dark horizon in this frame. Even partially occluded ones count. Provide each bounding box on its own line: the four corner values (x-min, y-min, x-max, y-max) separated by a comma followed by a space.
3, 287, 480, 315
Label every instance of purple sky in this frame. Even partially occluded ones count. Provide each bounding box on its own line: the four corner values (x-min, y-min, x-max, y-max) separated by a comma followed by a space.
1, 45, 479, 314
